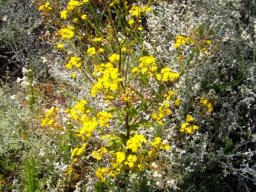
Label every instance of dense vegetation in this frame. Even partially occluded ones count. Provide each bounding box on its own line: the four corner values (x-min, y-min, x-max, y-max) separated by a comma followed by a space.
0, 0, 255, 191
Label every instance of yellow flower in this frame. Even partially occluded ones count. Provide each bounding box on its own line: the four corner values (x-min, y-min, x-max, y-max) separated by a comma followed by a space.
65, 56, 82, 69
174, 35, 190, 48
164, 90, 177, 100
60, 10, 68, 20
40, 107, 59, 128
164, 145, 171, 151
156, 67, 180, 82
142, 6, 152, 13
129, 6, 142, 17
39, 2, 52, 12
57, 43, 64, 49
125, 155, 137, 168
87, 47, 96, 56
92, 147, 108, 161
129, 5, 152, 18
207, 103, 213, 112
200, 97, 208, 105
59, 26, 75, 39
128, 19, 135, 26
174, 98, 181, 106
71, 147, 78, 157
200, 97, 213, 113
81, 14, 87, 20
152, 101, 172, 125
78, 118, 98, 138
71, 73, 77, 79
73, 18, 79, 23
126, 134, 147, 152
91, 63, 123, 97
96, 167, 109, 181
108, 54, 120, 63
98, 48, 104, 53
92, 37, 102, 42
186, 115, 194, 123
121, 47, 127, 52
115, 152, 126, 164
67, 0, 82, 11
132, 55, 157, 77
151, 137, 162, 148
71, 143, 87, 157
96, 111, 112, 127
138, 26, 143, 31
180, 121, 199, 134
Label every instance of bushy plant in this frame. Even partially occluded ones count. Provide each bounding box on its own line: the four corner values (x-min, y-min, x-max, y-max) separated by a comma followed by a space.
36, 0, 218, 191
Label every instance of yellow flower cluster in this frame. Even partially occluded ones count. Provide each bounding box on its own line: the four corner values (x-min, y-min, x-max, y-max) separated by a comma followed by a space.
108, 54, 120, 63
174, 31, 212, 52
109, 0, 121, 7
126, 134, 147, 152
92, 37, 103, 43
96, 112, 112, 127
60, 10, 68, 20
93, 133, 172, 181
87, 47, 96, 56
129, 5, 152, 18
91, 147, 108, 161
38, 2, 52, 12
125, 154, 137, 168
180, 115, 199, 134
164, 90, 181, 107
67, 0, 82, 11
67, 100, 112, 139
156, 67, 180, 82
59, 0, 89, 20
152, 101, 172, 125
200, 97, 213, 112
91, 63, 123, 97
68, 99, 87, 120
65, 56, 82, 69
174, 35, 191, 48
150, 137, 171, 151
78, 118, 98, 138
71, 143, 87, 158
132, 55, 157, 77
59, 26, 75, 39
40, 107, 60, 128
115, 151, 126, 164
96, 167, 110, 182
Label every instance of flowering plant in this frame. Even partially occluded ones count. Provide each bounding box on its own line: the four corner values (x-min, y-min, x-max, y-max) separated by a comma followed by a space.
37, 0, 214, 190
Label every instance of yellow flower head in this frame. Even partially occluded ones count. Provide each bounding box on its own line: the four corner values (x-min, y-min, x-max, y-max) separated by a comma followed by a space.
186, 115, 194, 123
87, 47, 96, 56
39, 2, 52, 12
115, 151, 126, 164
126, 134, 147, 152
108, 54, 120, 63
156, 67, 180, 82
60, 10, 68, 19
59, 26, 75, 39
132, 55, 157, 77
125, 155, 137, 168
81, 14, 87, 20
96, 167, 110, 181
65, 56, 82, 69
